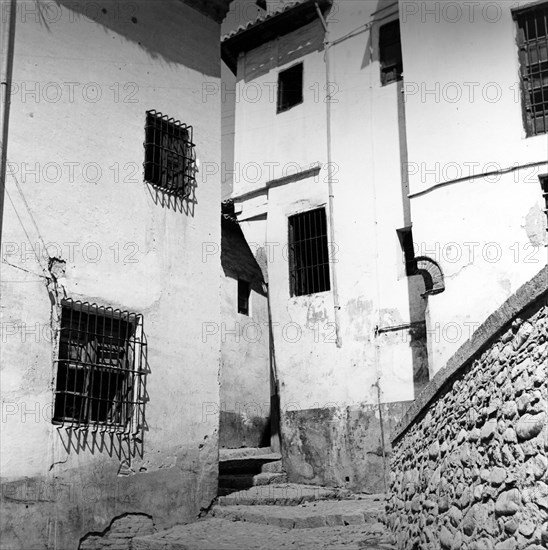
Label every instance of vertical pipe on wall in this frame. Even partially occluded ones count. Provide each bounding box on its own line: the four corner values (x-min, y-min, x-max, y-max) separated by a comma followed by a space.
0, 0, 16, 249
315, 3, 342, 348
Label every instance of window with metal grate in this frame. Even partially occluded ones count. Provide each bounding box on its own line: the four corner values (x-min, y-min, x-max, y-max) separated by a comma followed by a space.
53, 300, 146, 434
144, 110, 195, 195
277, 63, 303, 113
379, 19, 403, 86
514, 4, 548, 136
288, 207, 331, 297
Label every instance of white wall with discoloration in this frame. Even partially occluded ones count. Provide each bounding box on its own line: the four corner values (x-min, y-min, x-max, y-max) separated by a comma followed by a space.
228, 0, 427, 491
401, 0, 548, 373
0, 1, 226, 547
219, 217, 271, 448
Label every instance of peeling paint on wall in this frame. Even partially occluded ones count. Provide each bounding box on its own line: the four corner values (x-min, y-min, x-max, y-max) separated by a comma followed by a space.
523, 203, 547, 247
281, 401, 413, 493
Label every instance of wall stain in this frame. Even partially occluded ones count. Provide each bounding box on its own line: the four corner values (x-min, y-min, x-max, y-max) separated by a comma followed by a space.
523, 204, 547, 247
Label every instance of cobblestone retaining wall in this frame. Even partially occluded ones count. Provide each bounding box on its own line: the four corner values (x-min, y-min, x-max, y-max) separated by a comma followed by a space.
386, 268, 548, 550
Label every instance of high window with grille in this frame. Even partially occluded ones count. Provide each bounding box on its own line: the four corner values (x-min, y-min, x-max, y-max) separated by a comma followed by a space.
379, 19, 403, 86
288, 207, 331, 297
144, 110, 195, 195
515, 4, 548, 136
277, 63, 303, 113
53, 300, 146, 433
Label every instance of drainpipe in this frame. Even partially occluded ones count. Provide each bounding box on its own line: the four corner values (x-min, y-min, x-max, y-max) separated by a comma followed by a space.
315, 3, 342, 348
0, 0, 17, 249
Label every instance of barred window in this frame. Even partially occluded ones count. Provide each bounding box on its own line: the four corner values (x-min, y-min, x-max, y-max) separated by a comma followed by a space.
53, 300, 146, 433
277, 63, 303, 113
379, 19, 403, 86
144, 110, 195, 195
288, 207, 331, 297
515, 4, 548, 136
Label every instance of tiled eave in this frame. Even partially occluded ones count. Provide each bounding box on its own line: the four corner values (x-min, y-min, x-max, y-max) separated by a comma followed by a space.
221, 0, 332, 73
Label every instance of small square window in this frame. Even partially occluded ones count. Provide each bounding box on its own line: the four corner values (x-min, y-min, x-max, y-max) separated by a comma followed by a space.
379, 20, 403, 86
53, 300, 146, 433
238, 279, 251, 315
277, 63, 303, 113
288, 207, 331, 297
514, 4, 548, 136
144, 110, 195, 195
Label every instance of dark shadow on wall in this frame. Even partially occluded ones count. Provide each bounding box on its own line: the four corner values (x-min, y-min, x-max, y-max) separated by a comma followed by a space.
221, 210, 266, 299
34, 0, 223, 77
237, 17, 326, 84
145, 146, 198, 216
146, 175, 198, 215
360, 0, 399, 71
220, 205, 273, 449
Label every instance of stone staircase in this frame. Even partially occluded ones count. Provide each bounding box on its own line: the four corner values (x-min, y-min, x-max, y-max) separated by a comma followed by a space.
213, 489, 389, 530
218, 447, 287, 496
129, 447, 395, 549
132, 484, 396, 549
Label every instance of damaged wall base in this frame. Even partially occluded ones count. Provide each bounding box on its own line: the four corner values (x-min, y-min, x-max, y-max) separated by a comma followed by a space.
79, 514, 154, 550
281, 401, 413, 493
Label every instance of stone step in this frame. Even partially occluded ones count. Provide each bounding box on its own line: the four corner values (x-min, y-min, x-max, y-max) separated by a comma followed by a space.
261, 459, 283, 473
132, 517, 396, 550
217, 483, 357, 506
254, 472, 287, 485
211, 499, 386, 529
219, 472, 288, 492
219, 448, 282, 475
220, 447, 278, 460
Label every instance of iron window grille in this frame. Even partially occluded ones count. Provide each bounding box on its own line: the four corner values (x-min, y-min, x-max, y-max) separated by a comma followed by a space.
288, 207, 331, 297
277, 63, 303, 113
144, 110, 195, 196
53, 300, 146, 434
540, 174, 548, 227
238, 279, 251, 315
379, 19, 403, 86
514, 4, 548, 136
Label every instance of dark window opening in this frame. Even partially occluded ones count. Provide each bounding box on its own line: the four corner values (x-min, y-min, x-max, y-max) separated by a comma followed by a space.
144, 110, 195, 195
379, 19, 403, 86
397, 227, 417, 276
238, 279, 251, 315
53, 300, 146, 433
277, 63, 303, 113
514, 4, 548, 136
540, 174, 548, 227
288, 207, 331, 297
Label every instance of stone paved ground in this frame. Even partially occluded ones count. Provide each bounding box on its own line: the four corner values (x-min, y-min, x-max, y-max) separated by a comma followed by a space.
212, 498, 386, 527
132, 518, 395, 550
217, 483, 349, 506
132, 488, 396, 550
